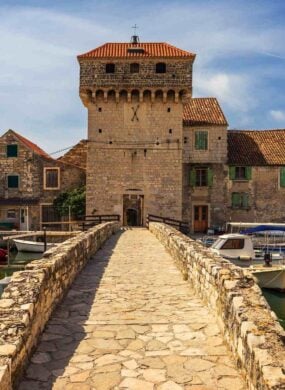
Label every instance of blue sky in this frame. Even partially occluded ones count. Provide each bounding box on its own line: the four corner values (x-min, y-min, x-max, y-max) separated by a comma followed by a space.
0, 0, 284, 155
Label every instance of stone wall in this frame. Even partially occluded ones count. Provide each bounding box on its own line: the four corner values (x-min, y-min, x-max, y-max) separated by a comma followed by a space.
0, 222, 119, 389
149, 222, 285, 389
78, 58, 193, 91
0, 130, 85, 229
86, 98, 184, 223
58, 140, 88, 170
226, 166, 285, 223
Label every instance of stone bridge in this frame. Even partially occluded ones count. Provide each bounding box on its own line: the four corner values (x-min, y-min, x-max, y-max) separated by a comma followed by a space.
0, 223, 284, 390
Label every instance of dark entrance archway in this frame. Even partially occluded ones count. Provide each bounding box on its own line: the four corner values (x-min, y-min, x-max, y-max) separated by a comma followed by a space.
123, 194, 144, 226
126, 208, 138, 226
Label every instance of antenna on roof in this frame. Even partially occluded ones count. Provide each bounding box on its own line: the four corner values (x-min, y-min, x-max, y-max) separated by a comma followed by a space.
131, 24, 140, 45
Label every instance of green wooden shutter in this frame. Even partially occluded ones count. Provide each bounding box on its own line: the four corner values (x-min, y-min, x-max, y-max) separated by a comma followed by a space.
229, 166, 236, 180
207, 168, 213, 187
202, 132, 208, 150
245, 167, 252, 180
190, 169, 196, 187
280, 167, 285, 188
232, 193, 240, 208
195, 132, 199, 149
242, 193, 249, 208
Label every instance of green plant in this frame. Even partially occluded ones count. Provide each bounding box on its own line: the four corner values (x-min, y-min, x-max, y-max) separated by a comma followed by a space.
53, 186, 86, 218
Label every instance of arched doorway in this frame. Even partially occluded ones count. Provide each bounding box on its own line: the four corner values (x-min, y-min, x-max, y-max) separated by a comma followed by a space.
126, 209, 138, 226
123, 194, 144, 226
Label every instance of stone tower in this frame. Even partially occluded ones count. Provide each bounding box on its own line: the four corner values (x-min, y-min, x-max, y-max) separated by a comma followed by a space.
78, 36, 195, 225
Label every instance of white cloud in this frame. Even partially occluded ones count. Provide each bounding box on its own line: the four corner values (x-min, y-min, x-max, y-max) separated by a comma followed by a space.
270, 110, 285, 122
194, 72, 255, 112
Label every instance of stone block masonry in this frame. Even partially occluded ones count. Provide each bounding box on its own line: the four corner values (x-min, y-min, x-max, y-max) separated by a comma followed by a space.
0, 222, 119, 390
149, 222, 285, 389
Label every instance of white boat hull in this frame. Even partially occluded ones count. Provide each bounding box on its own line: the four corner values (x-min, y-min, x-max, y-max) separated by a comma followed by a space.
251, 267, 285, 291
14, 239, 56, 253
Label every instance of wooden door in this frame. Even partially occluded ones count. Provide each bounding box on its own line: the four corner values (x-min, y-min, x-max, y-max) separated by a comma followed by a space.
194, 205, 208, 233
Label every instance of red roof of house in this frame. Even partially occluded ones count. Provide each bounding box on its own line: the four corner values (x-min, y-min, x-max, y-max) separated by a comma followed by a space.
183, 98, 228, 126
10, 130, 51, 159
78, 42, 195, 59
228, 129, 285, 165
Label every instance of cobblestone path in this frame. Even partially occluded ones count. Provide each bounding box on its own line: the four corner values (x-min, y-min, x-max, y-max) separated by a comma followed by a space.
18, 228, 246, 390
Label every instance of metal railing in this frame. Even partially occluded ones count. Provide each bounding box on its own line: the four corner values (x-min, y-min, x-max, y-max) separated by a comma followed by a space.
146, 214, 189, 234
79, 214, 120, 231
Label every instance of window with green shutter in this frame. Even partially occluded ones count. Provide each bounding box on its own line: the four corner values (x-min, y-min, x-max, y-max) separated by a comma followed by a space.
7, 175, 19, 188
195, 131, 208, 150
280, 167, 285, 188
229, 166, 252, 180
191, 167, 213, 187
231, 192, 250, 209
7, 144, 18, 158
231, 193, 240, 208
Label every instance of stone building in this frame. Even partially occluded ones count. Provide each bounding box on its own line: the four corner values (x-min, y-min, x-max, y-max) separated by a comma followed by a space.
77, 36, 285, 231
0, 129, 85, 230
227, 129, 285, 224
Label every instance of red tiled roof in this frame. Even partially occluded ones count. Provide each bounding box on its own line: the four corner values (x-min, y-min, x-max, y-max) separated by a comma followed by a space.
228, 129, 285, 165
58, 140, 87, 170
78, 42, 195, 59
10, 130, 52, 159
183, 98, 228, 126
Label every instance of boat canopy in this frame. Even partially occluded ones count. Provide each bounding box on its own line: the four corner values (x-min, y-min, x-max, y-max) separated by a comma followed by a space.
240, 225, 285, 234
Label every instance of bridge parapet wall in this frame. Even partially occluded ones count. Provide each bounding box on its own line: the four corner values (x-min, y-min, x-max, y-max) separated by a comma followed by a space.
149, 222, 285, 390
0, 222, 119, 389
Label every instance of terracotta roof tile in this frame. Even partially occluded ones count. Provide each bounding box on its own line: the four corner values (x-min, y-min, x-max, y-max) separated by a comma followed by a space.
228, 129, 285, 165
58, 140, 87, 170
78, 42, 195, 59
183, 98, 228, 126
11, 130, 52, 159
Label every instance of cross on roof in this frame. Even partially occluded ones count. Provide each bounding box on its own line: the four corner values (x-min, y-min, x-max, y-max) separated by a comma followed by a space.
132, 24, 138, 35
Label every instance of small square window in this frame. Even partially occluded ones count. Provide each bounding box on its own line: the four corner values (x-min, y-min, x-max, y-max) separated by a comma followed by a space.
44, 168, 60, 189
98, 107, 102, 112
130, 63, 140, 73
8, 175, 19, 188
156, 62, 166, 73
7, 209, 16, 219
106, 63, 115, 73
167, 108, 171, 112
7, 144, 18, 157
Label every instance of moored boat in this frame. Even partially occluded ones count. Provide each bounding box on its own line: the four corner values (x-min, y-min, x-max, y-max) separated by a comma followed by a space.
251, 265, 285, 292
13, 239, 56, 253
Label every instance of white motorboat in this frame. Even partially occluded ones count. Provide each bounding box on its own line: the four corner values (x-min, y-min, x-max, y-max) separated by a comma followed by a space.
250, 265, 285, 291
13, 239, 57, 253
210, 233, 255, 260
209, 233, 285, 290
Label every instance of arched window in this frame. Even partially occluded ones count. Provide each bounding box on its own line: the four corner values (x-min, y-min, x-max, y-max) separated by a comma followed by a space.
156, 62, 166, 73
130, 63, 140, 73
106, 63, 115, 73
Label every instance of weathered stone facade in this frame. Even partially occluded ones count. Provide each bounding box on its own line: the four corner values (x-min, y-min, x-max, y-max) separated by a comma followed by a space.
78, 43, 194, 224
0, 129, 85, 230
77, 40, 285, 231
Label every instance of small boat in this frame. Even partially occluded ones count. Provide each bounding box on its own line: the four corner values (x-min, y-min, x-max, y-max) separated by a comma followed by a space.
13, 239, 56, 253
210, 233, 255, 260
209, 234, 285, 290
250, 265, 285, 292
